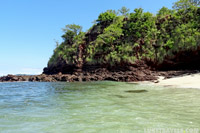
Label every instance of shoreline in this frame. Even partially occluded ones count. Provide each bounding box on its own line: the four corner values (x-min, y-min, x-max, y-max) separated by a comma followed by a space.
154, 73, 200, 89
0, 69, 199, 84
134, 72, 200, 89
0, 70, 157, 82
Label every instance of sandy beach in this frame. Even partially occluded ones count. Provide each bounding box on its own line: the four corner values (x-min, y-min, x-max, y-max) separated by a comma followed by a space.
154, 73, 200, 89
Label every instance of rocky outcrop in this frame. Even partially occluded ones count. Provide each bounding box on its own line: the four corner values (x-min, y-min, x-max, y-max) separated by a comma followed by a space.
2, 58, 199, 83
1, 68, 198, 82
0, 65, 158, 82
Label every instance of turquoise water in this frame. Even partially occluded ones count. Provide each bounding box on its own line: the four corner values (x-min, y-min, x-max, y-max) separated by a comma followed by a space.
0, 81, 200, 132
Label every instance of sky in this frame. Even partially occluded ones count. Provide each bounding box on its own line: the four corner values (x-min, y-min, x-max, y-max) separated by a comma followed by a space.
0, 0, 177, 76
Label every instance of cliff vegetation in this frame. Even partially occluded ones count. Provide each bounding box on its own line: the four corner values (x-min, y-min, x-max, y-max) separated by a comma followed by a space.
44, 0, 200, 74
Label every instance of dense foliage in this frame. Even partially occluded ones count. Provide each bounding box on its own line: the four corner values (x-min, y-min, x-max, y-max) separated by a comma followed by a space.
47, 0, 200, 71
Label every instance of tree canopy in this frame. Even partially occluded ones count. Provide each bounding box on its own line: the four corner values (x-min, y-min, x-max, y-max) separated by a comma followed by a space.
47, 0, 200, 71
173, 0, 200, 10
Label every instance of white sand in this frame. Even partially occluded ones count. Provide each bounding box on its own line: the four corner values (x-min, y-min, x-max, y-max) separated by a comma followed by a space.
154, 73, 200, 89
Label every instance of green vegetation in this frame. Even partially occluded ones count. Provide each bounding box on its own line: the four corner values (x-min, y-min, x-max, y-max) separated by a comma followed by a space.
48, 0, 200, 70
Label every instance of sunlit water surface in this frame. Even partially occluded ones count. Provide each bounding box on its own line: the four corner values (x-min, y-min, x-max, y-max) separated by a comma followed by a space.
0, 81, 200, 132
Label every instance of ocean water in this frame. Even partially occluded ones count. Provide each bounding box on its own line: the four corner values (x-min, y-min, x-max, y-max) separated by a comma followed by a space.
0, 81, 200, 133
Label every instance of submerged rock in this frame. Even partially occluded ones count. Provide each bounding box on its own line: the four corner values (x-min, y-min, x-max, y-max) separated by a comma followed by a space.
124, 90, 148, 93
113, 95, 127, 98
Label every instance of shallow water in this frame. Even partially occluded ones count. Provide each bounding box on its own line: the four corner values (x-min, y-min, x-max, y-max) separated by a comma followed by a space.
0, 81, 200, 132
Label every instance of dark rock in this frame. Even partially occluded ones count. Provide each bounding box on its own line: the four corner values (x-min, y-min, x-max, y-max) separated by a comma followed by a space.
124, 90, 148, 93
2, 61, 194, 82
113, 95, 127, 98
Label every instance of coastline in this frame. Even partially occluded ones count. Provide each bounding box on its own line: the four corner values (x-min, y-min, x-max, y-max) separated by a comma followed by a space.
0, 69, 157, 82
0, 68, 199, 84
133, 72, 200, 89
154, 73, 200, 89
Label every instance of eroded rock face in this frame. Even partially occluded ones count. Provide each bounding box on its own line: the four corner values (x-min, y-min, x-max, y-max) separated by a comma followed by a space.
2, 59, 198, 83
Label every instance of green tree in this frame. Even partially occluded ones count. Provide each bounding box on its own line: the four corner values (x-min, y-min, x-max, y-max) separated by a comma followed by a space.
157, 7, 174, 16
118, 6, 130, 17
62, 24, 82, 35
91, 17, 123, 65
62, 24, 82, 45
189, 0, 200, 6
173, 0, 199, 10
96, 10, 117, 26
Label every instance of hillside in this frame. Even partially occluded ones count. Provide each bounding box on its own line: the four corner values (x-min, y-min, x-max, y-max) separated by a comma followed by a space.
43, 0, 200, 76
